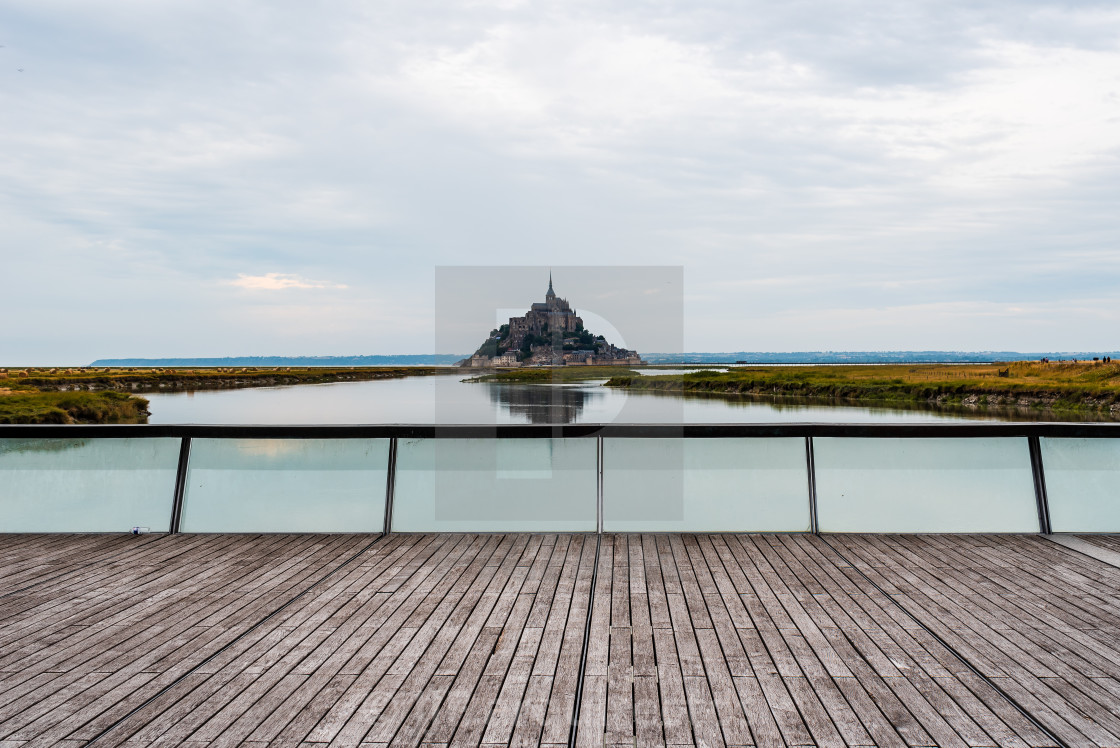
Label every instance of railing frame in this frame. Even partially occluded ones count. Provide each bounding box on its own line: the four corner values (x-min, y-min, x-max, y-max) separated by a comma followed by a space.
1027, 435, 1053, 535
805, 436, 819, 535
4, 422, 1119, 535
4, 422, 1120, 439
383, 437, 398, 536
169, 437, 191, 534
596, 435, 604, 534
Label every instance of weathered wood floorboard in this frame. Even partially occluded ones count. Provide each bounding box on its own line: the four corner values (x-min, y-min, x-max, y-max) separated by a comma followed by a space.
0, 534, 158, 594
574, 534, 1081, 748
826, 533, 1120, 748
1077, 535, 1120, 555
0, 533, 376, 743
2, 532, 1120, 747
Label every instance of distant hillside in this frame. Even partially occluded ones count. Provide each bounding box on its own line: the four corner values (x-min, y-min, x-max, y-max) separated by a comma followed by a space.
90, 355, 465, 367
642, 351, 1120, 364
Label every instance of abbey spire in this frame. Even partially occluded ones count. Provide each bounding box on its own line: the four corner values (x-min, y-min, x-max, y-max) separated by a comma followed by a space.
460, 273, 641, 367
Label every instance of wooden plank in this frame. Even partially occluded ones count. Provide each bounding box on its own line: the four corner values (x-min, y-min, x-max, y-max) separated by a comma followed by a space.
85, 538, 419, 747
875, 535, 1120, 727
530, 537, 580, 679
661, 537, 706, 682
685, 537, 754, 679
668, 535, 714, 630
242, 536, 519, 746
731, 676, 784, 748
784, 675, 845, 748
574, 673, 607, 748
694, 628, 753, 746
530, 530, 589, 746
927, 536, 1120, 676
419, 629, 501, 745
463, 535, 590, 748
831, 677, 909, 748
298, 535, 487, 744
431, 535, 558, 745
507, 674, 553, 748
763, 535, 970, 748
9, 530, 1120, 748
0, 534, 333, 668
604, 626, 634, 744
83, 534, 437, 747
357, 537, 517, 744
763, 536, 995, 747
824, 534, 1116, 748
682, 675, 727, 748
796, 534, 1052, 747
633, 675, 666, 747
653, 629, 695, 745
643, 534, 672, 631
1078, 534, 1120, 555
0, 535, 163, 596
0, 533, 260, 638
0, 534, 377, 743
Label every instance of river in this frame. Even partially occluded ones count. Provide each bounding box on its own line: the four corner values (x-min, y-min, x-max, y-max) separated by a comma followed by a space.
141, 372, 1073, 424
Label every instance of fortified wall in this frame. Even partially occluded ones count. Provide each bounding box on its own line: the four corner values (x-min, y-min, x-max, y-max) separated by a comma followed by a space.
461, 276, 642, 367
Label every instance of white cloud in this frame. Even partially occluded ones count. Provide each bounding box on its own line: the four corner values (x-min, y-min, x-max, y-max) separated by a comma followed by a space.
2, 1, 1119, 361
226, 273, 349, 291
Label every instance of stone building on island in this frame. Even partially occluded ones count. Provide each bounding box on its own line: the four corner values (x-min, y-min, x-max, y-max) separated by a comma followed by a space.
461, 275, 642, 368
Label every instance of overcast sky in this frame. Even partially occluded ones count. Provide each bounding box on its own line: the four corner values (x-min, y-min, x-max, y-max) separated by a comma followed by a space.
2, 0, 1118, 363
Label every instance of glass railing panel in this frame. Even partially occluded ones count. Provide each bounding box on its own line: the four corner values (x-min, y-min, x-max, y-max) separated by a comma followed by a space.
393, 438, 596, 532
603, 438, 810, 532
180, 438, 389, 532
1041, 437, 1120, 532
814, 437, 1038, 533
0, 437, 180, 533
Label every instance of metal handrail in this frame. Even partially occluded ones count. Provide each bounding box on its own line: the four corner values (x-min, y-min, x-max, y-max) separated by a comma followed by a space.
3, 422, 1120, 438
3, 422, 1119, 536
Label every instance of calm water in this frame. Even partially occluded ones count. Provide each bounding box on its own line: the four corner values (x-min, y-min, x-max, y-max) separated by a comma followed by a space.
142, 373, 1060, 424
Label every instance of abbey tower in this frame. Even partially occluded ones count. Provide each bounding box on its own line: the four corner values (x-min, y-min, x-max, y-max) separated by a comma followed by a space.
461, 275, 642, 367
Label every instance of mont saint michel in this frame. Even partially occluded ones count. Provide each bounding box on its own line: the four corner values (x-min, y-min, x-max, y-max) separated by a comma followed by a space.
460, 275, 642, 368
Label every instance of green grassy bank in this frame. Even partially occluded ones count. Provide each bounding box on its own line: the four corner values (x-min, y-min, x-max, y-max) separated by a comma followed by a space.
2, 366, 446, 392
0, 366, 447, 424
605, 361, 1120, 416
0, 391, 151, 424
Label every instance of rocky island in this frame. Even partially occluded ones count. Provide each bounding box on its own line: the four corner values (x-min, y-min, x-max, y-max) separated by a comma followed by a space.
459, 275, 642, 368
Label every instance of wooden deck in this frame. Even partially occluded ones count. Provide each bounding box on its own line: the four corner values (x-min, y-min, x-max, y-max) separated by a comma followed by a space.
1, 533, 1119, 747
1076, 535, 1120, 556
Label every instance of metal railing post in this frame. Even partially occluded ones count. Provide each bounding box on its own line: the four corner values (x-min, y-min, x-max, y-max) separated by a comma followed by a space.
596, 435, 604, 534
806, 436, 819, 534
169, 437, 191, 534
383, 437, 398, 535
1028, 435, 1052, 534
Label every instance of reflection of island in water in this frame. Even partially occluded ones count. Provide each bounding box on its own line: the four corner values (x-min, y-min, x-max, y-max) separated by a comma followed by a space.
0, 438, 90, 456
488, 384, 598, 424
